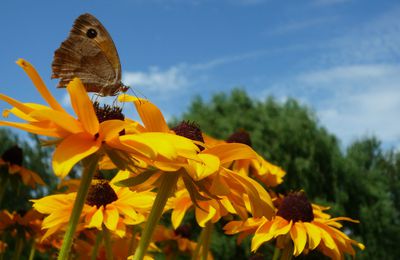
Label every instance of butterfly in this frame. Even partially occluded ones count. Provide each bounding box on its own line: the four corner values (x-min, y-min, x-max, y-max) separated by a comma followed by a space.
52, 13, 129, 96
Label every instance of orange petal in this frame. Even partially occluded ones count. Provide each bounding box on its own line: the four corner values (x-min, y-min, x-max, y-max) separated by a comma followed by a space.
118, 95, 169, 132
16, 59, 65, 112
29, 109, 82, 134
52, 132, 101, 178
66, 78, 99, 135
0, 121, 60, 137
205, 143, 258, 164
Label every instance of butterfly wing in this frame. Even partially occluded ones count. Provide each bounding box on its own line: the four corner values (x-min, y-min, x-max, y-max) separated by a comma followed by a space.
52, 13, 122, 96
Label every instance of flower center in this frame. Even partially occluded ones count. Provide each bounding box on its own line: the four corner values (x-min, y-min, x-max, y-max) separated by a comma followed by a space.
93, 101, 125, 123
276, 192, 314, 222
174, 224, 192, 238
85, 179, 118, 208
226, 129, 252, 147
1, 145, 23, 166
172, 121, 205, 151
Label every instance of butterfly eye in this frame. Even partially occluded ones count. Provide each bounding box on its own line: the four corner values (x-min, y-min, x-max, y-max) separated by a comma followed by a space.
86, 28, 97, 38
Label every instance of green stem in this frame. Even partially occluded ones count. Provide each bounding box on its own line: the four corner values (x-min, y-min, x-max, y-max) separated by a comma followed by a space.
128, 226, 139, 256
57, 153, 100, 260
103, 225, 114, 260
192, 226, 206, 260
280, 241, 293, 260
90, 231, 103, 260
272, 246, 281, 260
201, 222, 213, 260
28, 239, 36, 260
132, 172, 179, 260
12, 236, 23, 260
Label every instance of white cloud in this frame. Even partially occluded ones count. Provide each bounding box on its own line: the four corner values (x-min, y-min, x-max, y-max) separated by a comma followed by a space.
296, 64, 400, 148
123, 65, 189, 92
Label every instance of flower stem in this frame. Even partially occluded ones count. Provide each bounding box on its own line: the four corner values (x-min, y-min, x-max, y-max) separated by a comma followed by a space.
57, 153, 100, 260
128, 226, 139, 256
192, 227, 206, 260
201, 222, 214, 260
132, 172, 179, 260
12, 236, 23, 260
28, 239, 36, 260
272, 247, 280, 260
90, 231, 103, 260
280, 241, 293, 260
103, 224, 114, 260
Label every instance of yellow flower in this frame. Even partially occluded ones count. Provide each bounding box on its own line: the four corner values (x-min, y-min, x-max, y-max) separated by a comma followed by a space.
224, 192, 365, 260
31, 171, 156, 240
169, 187, 235, 229
0, 60, 166, 178
207, 130, 286, 187
119, 96, 275, 220
0, 145, 45, 188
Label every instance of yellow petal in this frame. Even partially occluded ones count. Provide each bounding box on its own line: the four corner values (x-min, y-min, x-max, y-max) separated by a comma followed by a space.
303, 222, 321, 250
205, 143, 258, 164
290, 222, 307, 256
88, 208, 104, 229
100, 120, 128, 141
195, 203, 217, 227
133, 98, 169, 132
29, 109, 82, 134
251, 220, 274, 251
104, 205, 119, 231
171, 196, 192, 229
52, 132, 101, 178
16, 59, 65, 112
67, 78, 99, 135
0, 94, 35, 115
0, 121, 60, 137
187, 153, 220, 180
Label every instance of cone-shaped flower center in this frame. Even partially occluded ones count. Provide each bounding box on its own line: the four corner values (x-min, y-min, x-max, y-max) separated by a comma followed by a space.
174, 224, 192, 239
1, 145, 23, 166
277, 192, 314, 222
86, 179, 118, 208
172, 121, 204, 151
93, 101, 125, 123
226, 129, 252, 147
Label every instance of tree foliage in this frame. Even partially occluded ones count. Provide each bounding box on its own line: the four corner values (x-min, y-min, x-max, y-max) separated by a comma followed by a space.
174, 88, 400, 259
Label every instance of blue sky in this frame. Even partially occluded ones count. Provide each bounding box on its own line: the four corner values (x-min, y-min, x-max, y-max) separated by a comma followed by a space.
1, 0, 399, 150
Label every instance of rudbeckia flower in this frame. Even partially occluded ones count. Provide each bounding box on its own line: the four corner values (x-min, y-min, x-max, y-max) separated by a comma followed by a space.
0, 60, 166, 178
0, 145, 45, 188
224, 192, 365, 260
208, 129, 286, 187
31, 171, 156, 240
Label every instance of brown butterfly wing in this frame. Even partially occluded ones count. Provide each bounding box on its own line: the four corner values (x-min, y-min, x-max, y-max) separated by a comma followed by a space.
52, 13, 122, 96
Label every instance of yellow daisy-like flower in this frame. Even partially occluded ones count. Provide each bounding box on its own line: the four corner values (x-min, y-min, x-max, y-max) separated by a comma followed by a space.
0, 209, 43, 240
0, 60, 167, 178
0, 145, 45, 188
224, 192, 365, 260
206, 129, 286, 187
31, 171, 155, 240
119, 96, 275, 220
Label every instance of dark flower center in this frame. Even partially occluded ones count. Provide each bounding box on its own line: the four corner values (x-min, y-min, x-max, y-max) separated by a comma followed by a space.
174, 224, 192, 239
1, 145, 23, 166
276, 192, 314, 222
172, 121, 204, 151
93, 101, 125, 123
226, 129, 252, 147
86, 180, 118, 208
